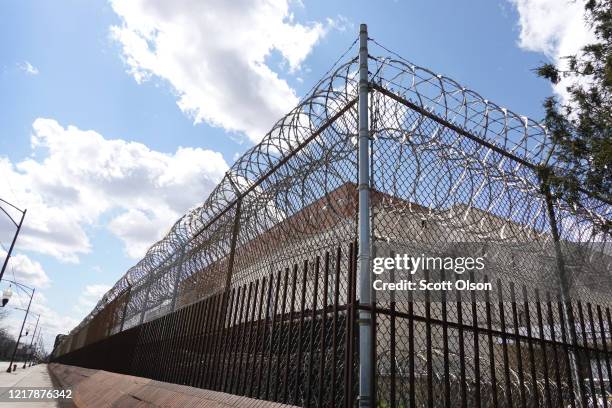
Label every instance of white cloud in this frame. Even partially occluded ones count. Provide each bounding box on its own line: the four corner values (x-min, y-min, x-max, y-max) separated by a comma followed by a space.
0, 118, 228, 262
109, 0, 332, 142
0, 288, 78, 355
509, 0, 595, 101
17, 61, 39, 75
74, 284, 112, 315
0, 250, 51, 288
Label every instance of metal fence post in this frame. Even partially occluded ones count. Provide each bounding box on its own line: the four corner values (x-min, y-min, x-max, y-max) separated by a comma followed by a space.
357, 23, 372, 408
541, 178, 585, 407
170, 249, 185, 312
224, 198, 242, 294
139, 270, 155, 325
119, 281, 131, 332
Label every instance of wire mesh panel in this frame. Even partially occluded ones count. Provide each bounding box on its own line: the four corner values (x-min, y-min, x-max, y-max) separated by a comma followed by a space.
52, 36, 611, 408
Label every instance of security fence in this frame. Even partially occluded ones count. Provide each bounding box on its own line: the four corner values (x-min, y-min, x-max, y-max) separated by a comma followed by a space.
52, 28, 611, 407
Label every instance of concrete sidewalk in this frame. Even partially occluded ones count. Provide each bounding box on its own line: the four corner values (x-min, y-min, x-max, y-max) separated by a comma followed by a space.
49, 363, 300, 407
0, 364, 60, 407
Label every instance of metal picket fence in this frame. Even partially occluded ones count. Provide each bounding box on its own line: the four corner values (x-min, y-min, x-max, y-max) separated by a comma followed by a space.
52, 27, 611, 407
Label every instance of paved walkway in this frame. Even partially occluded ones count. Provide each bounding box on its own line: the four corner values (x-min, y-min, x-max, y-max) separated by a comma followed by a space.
0, 363, 60, 407
49, 363, 299, 407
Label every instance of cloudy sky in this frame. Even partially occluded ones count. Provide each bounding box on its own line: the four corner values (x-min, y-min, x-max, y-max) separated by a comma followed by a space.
0, 0, 592, 352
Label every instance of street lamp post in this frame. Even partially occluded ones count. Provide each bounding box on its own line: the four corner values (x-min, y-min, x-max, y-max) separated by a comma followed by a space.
0, 198, 27, 283
2, 286, 13, 307
3, 280, 35, 373
23, 313, 40, 368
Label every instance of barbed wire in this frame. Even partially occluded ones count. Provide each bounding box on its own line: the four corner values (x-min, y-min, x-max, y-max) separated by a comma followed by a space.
59, 36, 611, 351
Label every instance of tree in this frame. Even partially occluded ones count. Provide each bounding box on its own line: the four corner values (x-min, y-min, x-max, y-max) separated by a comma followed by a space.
0, 309, 17, 360
536, 0, 611, 214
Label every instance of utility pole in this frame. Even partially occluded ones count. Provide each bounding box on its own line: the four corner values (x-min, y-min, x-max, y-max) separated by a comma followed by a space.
357, 23, 373, 408
7, 287, 34, 372
24, 314, 40, 368
0, 198, 26, 282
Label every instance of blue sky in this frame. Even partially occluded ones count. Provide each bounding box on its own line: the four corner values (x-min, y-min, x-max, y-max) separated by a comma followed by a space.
0, 0, 588, 351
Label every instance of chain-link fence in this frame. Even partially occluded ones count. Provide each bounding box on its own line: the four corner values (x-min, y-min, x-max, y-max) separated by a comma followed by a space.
51, 35, 611, 407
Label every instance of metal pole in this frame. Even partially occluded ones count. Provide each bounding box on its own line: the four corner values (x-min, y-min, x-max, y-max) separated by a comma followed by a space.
0, 209, 26, 282
139, 272, 155, 324
23, 314, 39, 368
357, 23, 372, 408
170, 250, 185, 312
119, 283, 131, 331
35, 331, 42, 364
7, 287, 34, 372
542, 181, 584, 407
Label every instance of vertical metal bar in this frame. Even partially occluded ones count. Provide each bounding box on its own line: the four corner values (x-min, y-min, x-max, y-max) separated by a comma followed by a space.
577, 301, 597, 404
171, 307, 188, 384
283, 265, 298, 403
131, 319, 146, 375
389, 298, 396, 408
227, 287, 242, 389
222, 286, 241, 391
318, 252, 330, 408
181, 302, 201, 385
597, 305, 612, 405
215, 288, 233, 390
175, 305, 192, 384
276, 268, 290, 401
542, 181, 583, 406
567, 301, 589, 408
510, 282, 527, 408
470, 270, 481, 408
161, 311, 176, 382
370, 293, 377, 408
235, 282, 253, 395
425, 269, 433, 408
357, 23, 372, 408
250, 276, 267, 397
331, 247, 341, 408
441, 269, 451, 408
523, 285, 540, 408
535, 290, 552, 408
186, 302, 201, 384
306, 256, 321, 407
152, 317, 165, 379
407, 272, 415, 408
265, 271, 281, 400
348, 242, 358, 408
196, 296, 214, 388
229, 283, 247, 393
546, 293, 564, 408
295, 259, 309, 405
204, 295, 220, 388
498, 280, 513, 408
557, 298, 576, 408
246, 279, 263, 396
257, 276, 273, 398
485, 276, 498, 407
456, 278, 466, 408
181, 303, 197, 384
345, 243, 354, 408
157, 312, 172, 382
389, 250, 396, 408
587, 303, 607, 408
204, 293, 223, 388
188, 299, 206, 386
